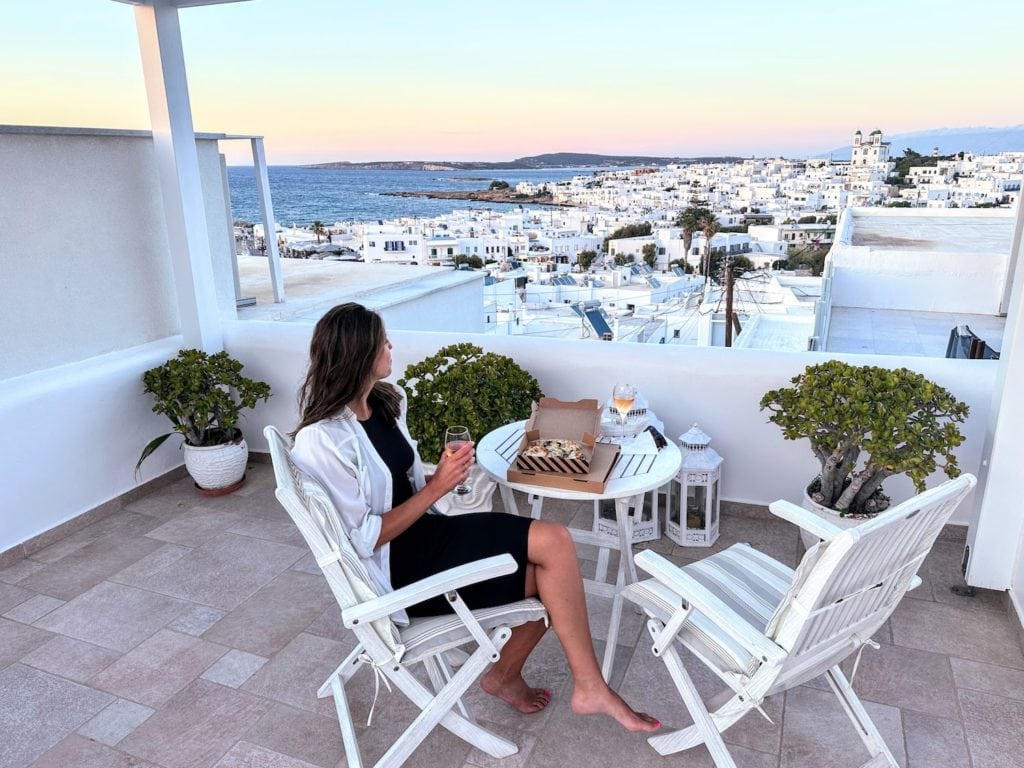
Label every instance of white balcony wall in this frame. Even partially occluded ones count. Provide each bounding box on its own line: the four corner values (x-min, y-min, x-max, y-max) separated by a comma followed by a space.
0, 127, 236, 380
0, 127, 236, 556
828, 247, 1007, 314
224, 322, 993, 526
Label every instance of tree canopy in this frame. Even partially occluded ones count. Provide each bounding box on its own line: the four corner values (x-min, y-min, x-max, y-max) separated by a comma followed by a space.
602, 222, 652, 253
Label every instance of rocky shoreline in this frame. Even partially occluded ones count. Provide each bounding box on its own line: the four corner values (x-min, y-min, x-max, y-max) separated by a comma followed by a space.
382, 189, 572, 207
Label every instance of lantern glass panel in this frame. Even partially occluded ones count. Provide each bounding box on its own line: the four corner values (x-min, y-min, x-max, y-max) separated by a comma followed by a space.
669, 479, 681, 525
687, 484, 707, 531
711, 479, 719, 527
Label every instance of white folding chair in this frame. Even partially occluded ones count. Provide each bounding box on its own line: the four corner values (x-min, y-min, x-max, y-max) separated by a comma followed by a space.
622, 474, 976, 768
264, 426, 548, 768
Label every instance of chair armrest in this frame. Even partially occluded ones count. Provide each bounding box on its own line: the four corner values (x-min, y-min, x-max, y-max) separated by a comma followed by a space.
769, 499, 843, 542
634, 550, 785, 664
342, 554, 517, 627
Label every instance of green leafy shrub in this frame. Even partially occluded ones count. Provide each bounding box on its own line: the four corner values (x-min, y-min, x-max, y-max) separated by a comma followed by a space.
398, 343, 542, 460
136, 349, 271, 471
760, 361, 969, 516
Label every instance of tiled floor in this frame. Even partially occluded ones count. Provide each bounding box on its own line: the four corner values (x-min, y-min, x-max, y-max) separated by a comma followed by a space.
2, 463, 1022, 768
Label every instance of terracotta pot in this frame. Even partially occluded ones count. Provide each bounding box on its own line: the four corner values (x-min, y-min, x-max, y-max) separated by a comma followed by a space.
799, 485, 874, 550
183, 435, 248, 492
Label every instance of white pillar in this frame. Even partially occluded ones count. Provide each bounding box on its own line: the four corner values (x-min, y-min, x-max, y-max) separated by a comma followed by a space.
251, 137, 284, 302
133, 2, 222, 351
966, 196, 1024, 591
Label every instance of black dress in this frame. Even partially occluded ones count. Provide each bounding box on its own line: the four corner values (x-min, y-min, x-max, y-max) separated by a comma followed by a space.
360, 409, 533, 617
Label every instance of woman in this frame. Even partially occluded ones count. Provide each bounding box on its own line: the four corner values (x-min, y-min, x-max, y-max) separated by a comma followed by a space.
291, 302, 659, 732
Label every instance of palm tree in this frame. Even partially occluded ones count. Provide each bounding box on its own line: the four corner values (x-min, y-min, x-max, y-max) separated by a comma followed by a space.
311, 220, 326, 244
674, 202, 712, 271
699, 213, 720, 279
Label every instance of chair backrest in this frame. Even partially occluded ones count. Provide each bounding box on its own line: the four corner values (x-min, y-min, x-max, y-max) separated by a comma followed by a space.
767, 474, 976, 682
264, 425, 405, 659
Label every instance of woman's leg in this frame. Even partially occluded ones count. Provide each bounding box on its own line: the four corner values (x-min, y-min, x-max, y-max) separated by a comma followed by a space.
480, 618, 551, 712
525, 520, 659, 732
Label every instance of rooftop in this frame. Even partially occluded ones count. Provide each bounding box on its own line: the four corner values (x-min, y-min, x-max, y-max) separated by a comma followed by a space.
848, 214, 1014, 254
2, 463, 1021, 768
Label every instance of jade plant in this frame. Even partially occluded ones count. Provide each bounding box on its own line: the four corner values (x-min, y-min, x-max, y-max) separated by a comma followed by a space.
760, 360, 969, 516
398, 343, 542, 460
136, 349, 271, 471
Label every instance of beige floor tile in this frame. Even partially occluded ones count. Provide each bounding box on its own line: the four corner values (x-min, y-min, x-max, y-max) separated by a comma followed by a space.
118, 679, 274, 768
891, 598, 1024, 669
144, 508, 250, 548
0, 582, 35, 613
20, 634, 121, 683
113, 532, 306, 611
3, 594, 64, 624
843, 642, 960, 719
19, 534, 165, 601
168, 604, 227, 636
91, 628, 229, 707
28, 734, 162, 768
202, 649, 268, 689
76, 697, 155, 746
950, 656, 1024, 701
241, 632, 349, 718
212, 741, 322, 768
958, 687, 1024, 768
203, 570, 333, 656
0, 617, 53, 668
780, 685, 905, 768
0, 559, 45, 585
244, 703, 346, 768
0, 664, 114, 768
34, 581, 191, 652
903, 710, 971, 768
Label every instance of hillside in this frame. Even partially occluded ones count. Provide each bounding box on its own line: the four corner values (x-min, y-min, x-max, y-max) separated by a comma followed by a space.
819, 125, 1024, 160
305, 152, 744, 171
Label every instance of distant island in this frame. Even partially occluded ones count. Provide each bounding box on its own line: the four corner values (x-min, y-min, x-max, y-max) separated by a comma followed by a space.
382, 188, 566, 206
305, 152, 745, 171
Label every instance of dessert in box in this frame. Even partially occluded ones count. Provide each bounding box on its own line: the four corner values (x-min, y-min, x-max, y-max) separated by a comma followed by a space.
514, 398, 601, 474
508, 442, 620, 494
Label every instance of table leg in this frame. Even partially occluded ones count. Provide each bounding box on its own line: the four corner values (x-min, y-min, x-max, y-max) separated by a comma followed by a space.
615, 495, 641, 588
498, 484, 519, 516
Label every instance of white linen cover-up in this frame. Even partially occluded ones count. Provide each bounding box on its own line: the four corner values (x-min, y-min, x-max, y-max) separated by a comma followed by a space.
291, 393, 428, 626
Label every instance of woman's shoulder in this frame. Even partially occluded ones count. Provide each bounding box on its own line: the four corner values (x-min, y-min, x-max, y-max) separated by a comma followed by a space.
294, 414, 359, 452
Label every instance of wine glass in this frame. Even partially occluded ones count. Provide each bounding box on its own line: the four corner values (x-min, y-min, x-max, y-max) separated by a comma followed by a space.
444, 426, 473, 495
612, 383, 636, 427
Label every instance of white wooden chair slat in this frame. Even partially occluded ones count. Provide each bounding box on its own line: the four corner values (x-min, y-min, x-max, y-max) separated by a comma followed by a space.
264, 425, 547, 768
624, 473, 976, 768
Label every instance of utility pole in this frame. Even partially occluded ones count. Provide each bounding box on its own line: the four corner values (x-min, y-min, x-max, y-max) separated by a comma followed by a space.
724, 257, 735, 347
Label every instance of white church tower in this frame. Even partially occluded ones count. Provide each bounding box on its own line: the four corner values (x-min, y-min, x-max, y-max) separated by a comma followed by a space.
851, 128, 891, 168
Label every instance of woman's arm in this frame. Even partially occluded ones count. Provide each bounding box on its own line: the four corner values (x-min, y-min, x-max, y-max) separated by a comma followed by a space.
375, 440, 474, 545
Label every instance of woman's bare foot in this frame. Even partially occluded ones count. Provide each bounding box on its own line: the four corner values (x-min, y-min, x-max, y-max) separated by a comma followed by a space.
481, 671, 551, 714
571, 682, 660, 732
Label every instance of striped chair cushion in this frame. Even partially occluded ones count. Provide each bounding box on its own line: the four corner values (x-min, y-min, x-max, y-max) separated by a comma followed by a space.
623, 544, 794, 675
400, 598, 548, 663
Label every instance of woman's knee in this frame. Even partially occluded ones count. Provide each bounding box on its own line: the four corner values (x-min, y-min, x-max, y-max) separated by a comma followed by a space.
529, 520, 575, 558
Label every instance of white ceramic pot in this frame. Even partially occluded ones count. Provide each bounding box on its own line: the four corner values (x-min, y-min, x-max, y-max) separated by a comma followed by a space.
183, 436, 248, 493
800, 486, 872, 550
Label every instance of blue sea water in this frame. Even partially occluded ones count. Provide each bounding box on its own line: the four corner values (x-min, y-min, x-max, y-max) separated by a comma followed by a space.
226, 166, 604, 226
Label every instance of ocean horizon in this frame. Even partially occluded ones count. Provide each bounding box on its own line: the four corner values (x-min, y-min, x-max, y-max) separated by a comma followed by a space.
226, 166, 605, 227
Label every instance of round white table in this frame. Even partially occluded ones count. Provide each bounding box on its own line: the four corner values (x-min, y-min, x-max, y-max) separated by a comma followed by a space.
477, 420, 681, 680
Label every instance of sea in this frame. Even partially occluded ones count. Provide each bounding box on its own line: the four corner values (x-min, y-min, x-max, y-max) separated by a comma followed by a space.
226, 166, 607, 227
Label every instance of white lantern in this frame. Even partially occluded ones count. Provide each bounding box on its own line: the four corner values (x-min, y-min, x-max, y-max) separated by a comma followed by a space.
665, 424, 722, 547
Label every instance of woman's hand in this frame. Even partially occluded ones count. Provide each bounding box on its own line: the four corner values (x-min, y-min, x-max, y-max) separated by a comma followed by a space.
428, 440, 475, 495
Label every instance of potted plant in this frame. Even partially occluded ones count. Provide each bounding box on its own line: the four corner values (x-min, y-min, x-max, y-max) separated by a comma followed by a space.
398, 342, 542, 512
760, 360, 969, 541
136, 349, 272, 494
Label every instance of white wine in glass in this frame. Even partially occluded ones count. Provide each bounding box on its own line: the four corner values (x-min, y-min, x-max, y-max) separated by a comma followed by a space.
444, 426, 472, 495
612, 384, 636, 426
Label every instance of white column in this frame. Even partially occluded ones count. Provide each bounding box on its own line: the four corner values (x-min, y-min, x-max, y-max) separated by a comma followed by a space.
133, 2, 222, 351
967, 196, 1024, 591
251, 137, 284, 302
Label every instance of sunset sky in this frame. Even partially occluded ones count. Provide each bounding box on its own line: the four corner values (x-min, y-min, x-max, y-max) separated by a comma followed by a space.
3, 0, 1023, 165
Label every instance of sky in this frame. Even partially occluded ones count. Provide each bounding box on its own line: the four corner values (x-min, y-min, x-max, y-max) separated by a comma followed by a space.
2, 0, 1024, 165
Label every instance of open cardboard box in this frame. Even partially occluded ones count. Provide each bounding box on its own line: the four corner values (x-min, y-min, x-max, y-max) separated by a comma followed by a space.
508, 442, 620, 493
508, 398, 620, 493
514, 398, 601, 474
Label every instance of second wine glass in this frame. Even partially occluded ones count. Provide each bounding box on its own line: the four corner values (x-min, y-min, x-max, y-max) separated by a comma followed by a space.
612, 383, 636, 426
444, 425, 473, 495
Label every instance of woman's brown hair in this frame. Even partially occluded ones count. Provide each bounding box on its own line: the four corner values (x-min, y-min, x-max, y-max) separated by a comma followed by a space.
293, 303, 401, 434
